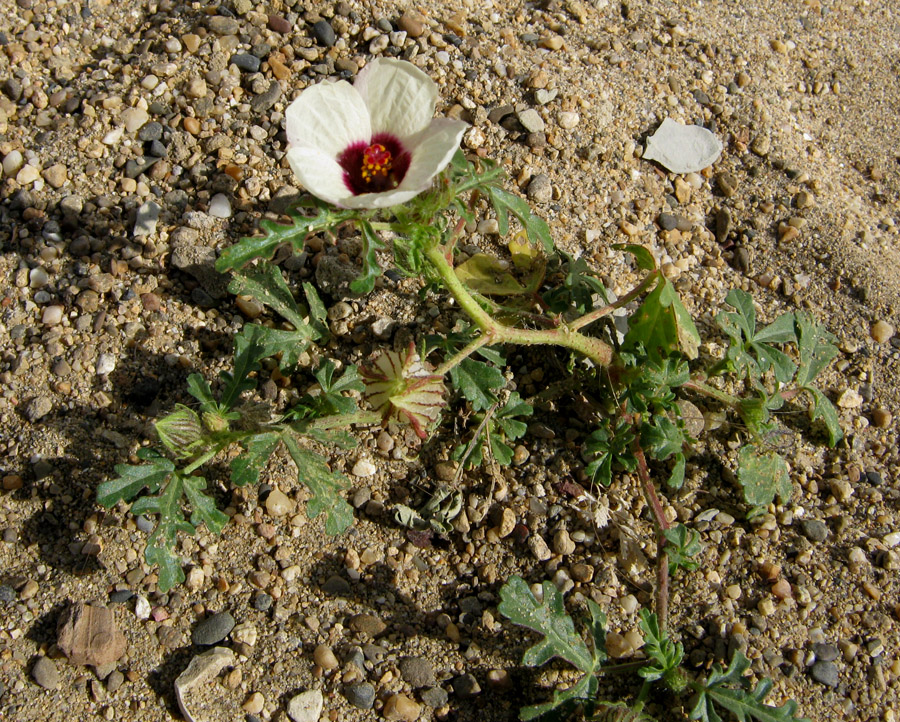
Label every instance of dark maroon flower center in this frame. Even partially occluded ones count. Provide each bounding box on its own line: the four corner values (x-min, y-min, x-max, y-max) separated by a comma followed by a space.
338, 133, 411, 195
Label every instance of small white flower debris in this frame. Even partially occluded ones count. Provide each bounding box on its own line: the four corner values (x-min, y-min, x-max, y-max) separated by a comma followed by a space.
642, 117, 723, 174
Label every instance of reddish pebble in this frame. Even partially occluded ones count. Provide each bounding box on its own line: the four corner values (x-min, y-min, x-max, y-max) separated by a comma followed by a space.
267, 14, 292, 34
151, 606, 169, 622
771, 578, 792, 599
141, 293, 161, 311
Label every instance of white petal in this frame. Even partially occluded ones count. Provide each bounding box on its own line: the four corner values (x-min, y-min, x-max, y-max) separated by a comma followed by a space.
355, 58, 436, 139
286, 147, 353, 207
397, 118, 468, 192
642, 117, 722, 174
339, 187, 425, 210
285, 80, 371, 158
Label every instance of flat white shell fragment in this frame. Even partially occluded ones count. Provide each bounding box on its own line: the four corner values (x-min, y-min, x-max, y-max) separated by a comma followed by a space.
643, 117, 722, 174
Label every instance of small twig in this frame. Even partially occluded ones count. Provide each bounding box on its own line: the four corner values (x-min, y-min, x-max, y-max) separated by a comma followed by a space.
632, 441, 671, 631
568, 272, 658, 332
453, 401, 499, 485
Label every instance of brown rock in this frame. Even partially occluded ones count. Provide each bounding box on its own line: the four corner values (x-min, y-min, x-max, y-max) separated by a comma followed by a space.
348, 613, 386, 637
383, 693, 421, 721
57, 602, 127, 667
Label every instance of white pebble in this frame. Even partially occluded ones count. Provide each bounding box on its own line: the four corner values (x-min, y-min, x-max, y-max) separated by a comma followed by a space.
29, 267, 50, 289
134, 595, 151, 620
122, 107, 149, 133
558, 111, 580, 129
96, 353, 117, 376
883, 532, 900, 548
134, 201, 161, 237
2, 149, 24, 176
102, 127, 124, 146
16, 164, 40, 184
42, 305, 64, 326
208, 193, 232, 219
352, 459, 376, 477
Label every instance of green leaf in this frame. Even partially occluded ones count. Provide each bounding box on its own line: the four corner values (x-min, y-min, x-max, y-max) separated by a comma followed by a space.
642, 414, 684, 460
612, 243, 657, 271
228, 262, 310, 330
624, 276, 700, 360
231, 431, 281, 487
220, 324, 264, 410
542, 251, 608, 315
752, 313, 797, 344
690, 652, 810, 722
519, 673, 598, 721
215, 202, 354, 272
637, 609, 683, 682
498, 576, 595, 673
350, 219, 385, 295
182, 474, 228, 534
794, 313, 839, 387
155, 405, 205, 458
186, 374, 218, 414
802, 386, 843, 447
238, 324, 317, 372
667, 452, 686, 490
486, 185, 554, 253
751, 343, 796, 384
97, 449, 174, 508
662, 523, 701, 573
449, 358, 505, 412
722, 289, 756, 338
457, 253, 529, 296
303, 281, 328, 328
737, 446, 792, 508
131, 473, 195, 593
282, 433, 353, 535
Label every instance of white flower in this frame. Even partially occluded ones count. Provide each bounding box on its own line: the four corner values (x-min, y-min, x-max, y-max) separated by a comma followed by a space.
285, 58, 467, 210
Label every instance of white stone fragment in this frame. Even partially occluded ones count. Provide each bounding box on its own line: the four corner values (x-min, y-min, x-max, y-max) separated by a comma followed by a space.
287, 689, 324, 722
174, 647, 236, 722
134, 201, 161, 237
208, 193, 232, 219
642, 117, 722, 174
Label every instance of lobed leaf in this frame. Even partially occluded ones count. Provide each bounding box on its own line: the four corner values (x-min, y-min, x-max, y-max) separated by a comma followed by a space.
498, 576, 595, 673
690, 652, 810, 722
449, 358, 506, 412
624, 276, 700, 361
97, 449, 174, 508
283, 433, 353, 535
350, 219, 385, 295
230, 431, 281, 487
802, 386, 843, 447
182, 474, 229, 534
736, 445, 792, 509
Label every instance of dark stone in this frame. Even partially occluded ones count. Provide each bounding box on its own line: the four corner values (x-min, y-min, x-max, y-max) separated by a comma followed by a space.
693, 89, 710, 105
799, 519, 829, 543
147, 140, 167, 158
250, 82, 281, 113
399, 656, 435, 688
866, 470, 884, 486
812, 643, 839, 662
138, 122, 164, 142
420, 687, 448, 708
343, 682, 375, 709
192, 611, 235, 646
125, 157, 158, 179
451, 673, 481, 698
658, 212, 678, 231
109, 590, 135, 604
251, 593, 272, 611
321, 574, 351, 596
231, 53, 261, 72
312, 19, 336, 47
810, 660, 839, 687
0, 585, 15, 602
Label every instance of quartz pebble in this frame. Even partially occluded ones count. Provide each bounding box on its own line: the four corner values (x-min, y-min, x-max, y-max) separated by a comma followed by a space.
383, 694, 421, 721
871, 320, 895, 343
287, 689, 324, 722
313, 644, 339, 670
265, 488, 295, 517
208, 193, 232, 219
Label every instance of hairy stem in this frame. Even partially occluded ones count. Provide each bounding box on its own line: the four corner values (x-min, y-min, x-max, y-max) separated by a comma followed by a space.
434, 334, 491, 376
633, 442, 671, 631
568, 271, 658, 332
683, 377, 741, 406
424, 244, 614, 367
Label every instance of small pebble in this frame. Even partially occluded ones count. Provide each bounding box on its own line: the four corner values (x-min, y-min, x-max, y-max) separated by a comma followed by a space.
871, 320, 895, 344
399, 656, 435, 688
208, 193, 232, 219
313, 644, 339, 670
287, 689, 324, 722
451, 673, 481, 698
192, 611, 235, 646
312, 20, 336, 47
351, 459, 376, 477
265, 488, 294, 517
343, 682, 375, 709
31, 657, 59, 690
810, 660, 839, 687
799, 519, 829, 542
383, 694, 421, 722
526, 174, 552, 203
